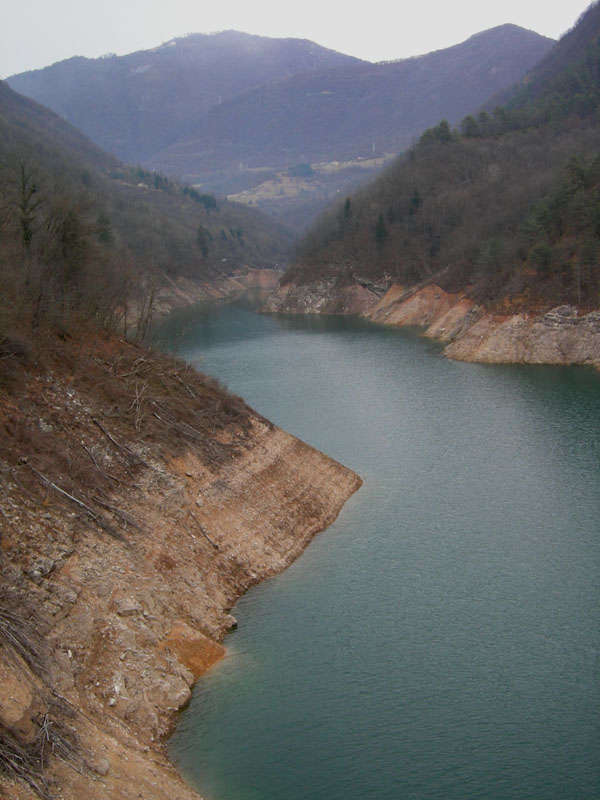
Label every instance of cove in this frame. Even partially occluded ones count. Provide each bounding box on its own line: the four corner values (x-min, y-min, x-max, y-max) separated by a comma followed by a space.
160, 299, 600, 800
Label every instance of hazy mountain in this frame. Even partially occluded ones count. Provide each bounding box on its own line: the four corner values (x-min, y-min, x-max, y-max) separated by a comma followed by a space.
8, 31, 363, 165
9, 27, 552, 193
150, 25, 554, 183
0, 79, 292, 290
277, 2, 600, 312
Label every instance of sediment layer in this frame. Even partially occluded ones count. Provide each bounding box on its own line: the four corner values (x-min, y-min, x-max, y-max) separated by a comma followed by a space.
368, 284, 600, 367
264, 279, 600, 367
154, 268, 281, 316
0, 340, 360, 800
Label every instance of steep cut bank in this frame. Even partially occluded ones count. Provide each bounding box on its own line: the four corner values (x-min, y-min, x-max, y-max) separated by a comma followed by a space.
368, 284, 600, 367
0, 330, 360, 800
263, 281, 600, 368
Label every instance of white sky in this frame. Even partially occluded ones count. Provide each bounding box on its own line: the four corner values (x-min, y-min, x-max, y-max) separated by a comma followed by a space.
1, 0, 594, 78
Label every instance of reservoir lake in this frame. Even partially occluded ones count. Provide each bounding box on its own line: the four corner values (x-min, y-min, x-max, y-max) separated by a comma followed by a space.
161, 299, 600, 800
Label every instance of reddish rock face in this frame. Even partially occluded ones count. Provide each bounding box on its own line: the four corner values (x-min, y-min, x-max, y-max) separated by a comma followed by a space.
264, 279, 600, 369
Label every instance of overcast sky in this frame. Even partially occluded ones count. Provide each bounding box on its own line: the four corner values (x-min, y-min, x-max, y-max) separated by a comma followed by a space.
1, 0, 594, 78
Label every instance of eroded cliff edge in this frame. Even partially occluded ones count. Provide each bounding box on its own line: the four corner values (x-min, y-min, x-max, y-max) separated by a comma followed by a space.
263, 280, 600, 368
0, 331, 361, 800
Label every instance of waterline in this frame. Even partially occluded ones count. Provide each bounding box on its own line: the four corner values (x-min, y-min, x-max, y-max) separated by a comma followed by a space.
164, 304, 600, 800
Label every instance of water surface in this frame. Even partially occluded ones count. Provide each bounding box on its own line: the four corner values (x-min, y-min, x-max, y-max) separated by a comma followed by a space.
161, 301, 600, 800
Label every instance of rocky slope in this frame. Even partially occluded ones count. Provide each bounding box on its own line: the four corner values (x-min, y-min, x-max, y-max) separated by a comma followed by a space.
263, 280, 600, 368
153, 268, 281, 316
368, 284, 600, 367
441, 304, 600, 366
260, 276, 384, 316
0, 331, 361, 800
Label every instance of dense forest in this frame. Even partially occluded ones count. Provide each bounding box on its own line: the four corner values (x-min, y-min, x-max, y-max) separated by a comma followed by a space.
287, 2, 600, 311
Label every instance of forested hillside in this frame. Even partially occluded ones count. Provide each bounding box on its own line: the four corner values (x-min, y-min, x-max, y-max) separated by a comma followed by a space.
8, 26, 553, 233
7, 32, 361, 165
0, 79, 291, 343
282, 3, 600, 312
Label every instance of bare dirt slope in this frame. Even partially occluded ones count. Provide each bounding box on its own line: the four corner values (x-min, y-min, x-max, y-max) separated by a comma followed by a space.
0, 329, 361, 800
263, 280, 600, 368
366, 284, 600, 368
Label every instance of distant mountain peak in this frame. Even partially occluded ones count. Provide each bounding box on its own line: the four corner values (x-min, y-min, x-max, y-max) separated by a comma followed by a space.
375, 23, 553, 66
7, 22, 554, 236
8, 32, 362, 164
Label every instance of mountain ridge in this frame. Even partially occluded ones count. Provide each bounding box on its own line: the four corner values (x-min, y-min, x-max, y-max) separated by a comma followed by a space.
8, 31, 363, 165
8, 26, 554, 201
262, 2, 600, 366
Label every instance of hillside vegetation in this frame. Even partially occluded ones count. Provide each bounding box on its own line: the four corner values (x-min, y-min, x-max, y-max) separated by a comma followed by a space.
0, 79, 291, 345
285, 3, 600, 311
8, 32, 362, 166
8, 27, 553, 231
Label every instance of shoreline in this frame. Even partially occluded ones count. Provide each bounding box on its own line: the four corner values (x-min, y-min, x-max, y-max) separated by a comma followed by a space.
153, 268, 282, 317
262, 280, 600, 369
0, 336, 361, 800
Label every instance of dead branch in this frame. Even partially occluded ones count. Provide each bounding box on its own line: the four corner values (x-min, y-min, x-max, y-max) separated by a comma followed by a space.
188, 510, 219, 549
0, 608, 45, 676
80, 442, 100, 469
92, 418, 138, 457
172, 371, 198, 399
92, 418, 149, 471
129, 380, 147, 431
115, 356, 151, 379
27, 466, 123, 540
148, 401, 234, 461
0, 724, 50, 800
81, 444, 120, 484
91, 496, 142, 531
37, 713, 88, 777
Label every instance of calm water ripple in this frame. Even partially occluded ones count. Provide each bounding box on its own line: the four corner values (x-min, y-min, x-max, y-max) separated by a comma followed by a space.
160, 300, 600, 800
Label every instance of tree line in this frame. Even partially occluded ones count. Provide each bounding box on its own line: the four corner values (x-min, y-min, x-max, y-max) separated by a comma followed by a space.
288, 17, 600, 311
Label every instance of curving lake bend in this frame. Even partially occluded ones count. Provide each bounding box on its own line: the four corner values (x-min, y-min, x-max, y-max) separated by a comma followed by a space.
161, 299, 600, 800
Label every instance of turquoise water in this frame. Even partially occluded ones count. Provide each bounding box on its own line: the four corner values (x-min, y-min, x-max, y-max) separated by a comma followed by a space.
161, 301, 600, 800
